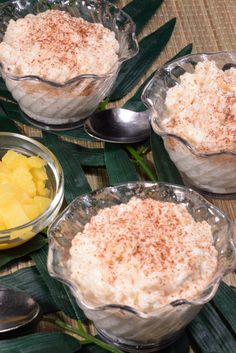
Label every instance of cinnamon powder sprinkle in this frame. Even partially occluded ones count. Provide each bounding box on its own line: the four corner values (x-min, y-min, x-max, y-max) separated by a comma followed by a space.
0, 10, 119, 83
69, 197, 218, 311
163, 61, 236, 153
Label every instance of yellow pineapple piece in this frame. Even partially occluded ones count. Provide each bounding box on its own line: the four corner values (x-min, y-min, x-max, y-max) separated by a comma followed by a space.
22, 203, 40, 220
1, 200, 30, 229
27, 156, 46, 169
10, 183, 32, 204
33, 196, 51, 214
31, 166, 48, 181
2, 150, 28, 170
0, 150, 52, 236
35, 180, 50, 197
0, 218, 6, 231
0, 162, 12, 184
10, 226, 34, 241
12, 166, 36, 197
0, 183, 14, 206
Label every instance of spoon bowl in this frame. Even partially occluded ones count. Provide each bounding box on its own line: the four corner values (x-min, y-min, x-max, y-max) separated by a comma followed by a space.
0, 287, 40, 333
84, 108, 151, 143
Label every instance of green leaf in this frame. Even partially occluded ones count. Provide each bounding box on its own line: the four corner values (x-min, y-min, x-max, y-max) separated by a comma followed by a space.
161, 333, 189, 353
109, 18, 176, 101
40, 133, 91, 203
123, 43, 193, 112
123, 0, 164, 35
0, 267, 58, 314
60, 141, 105, 167
30, 246, 85, 320
188, 303, 236, 353
0, 332, 80, 353
212, 281, 236, 334
104, 143, 138, 185
150, 131, 183, 184
0, 233, 47, 269
0, 105, 20, 133
166, 43, 193, 63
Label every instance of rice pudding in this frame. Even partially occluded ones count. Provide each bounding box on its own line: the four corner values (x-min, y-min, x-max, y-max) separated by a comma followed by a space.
69, 197, 217, 312
0, 10, 119, 83
163, 61, 236, 153
148, 56, 236, 194
0, 8, 122, 126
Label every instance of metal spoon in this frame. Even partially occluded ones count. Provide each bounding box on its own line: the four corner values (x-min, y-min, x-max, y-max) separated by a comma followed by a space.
84, 108, 151, 143
0, 287, 40, 334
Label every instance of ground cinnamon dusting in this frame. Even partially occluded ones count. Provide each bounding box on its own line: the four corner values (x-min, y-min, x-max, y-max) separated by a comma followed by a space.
69, 197, 218, 311
163, 61, 236, 153
0, 10, 119, 83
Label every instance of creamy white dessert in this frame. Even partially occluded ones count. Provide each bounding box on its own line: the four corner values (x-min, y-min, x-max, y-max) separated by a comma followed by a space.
0, 10, 120, 124
0, 10, 119, 83
151, 60, 236, 194
69, 197, 217, 312
163, 61, 236, 153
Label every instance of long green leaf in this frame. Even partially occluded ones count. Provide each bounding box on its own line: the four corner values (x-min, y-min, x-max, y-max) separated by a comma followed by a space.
60, 141, 105, 167
0, 332, 80, 353
212, 282, 236, 334
161, 333, 189, 353
0, 105, 20, 133
40, 133, 91, 203
0, 267, 58, 314
166, 43, 193, 63
188, 303, 236, 353
123, 0, 164, 35
0, 233, 47, 269
109, 18, 176, 101
30, 246, 85, 320
104, 143, 138, 185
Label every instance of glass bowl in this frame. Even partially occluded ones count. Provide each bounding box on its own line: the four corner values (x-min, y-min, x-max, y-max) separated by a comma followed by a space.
47, 182, 236, 352
142, 51, 236, 196
0, 132, 64, 250
0, 0, 138, 131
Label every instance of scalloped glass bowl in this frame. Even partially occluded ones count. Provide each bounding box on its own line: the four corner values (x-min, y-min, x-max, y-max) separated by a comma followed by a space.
0, 132, 64, 250
142, 52, 236, 196
0, 0, 138, 130
47, 182, 236, 352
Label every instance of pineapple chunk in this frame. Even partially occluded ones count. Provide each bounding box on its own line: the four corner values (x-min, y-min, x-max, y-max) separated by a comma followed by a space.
0, 183, 14, 206
12, 166, 36, 197
0, 161, 12, 184
27, 156, 46, 169
23, 203, 40, 220
2, 150, 28, 169
33, 196, 51, 214
1, 200, 30, 229
35, 180, 50, 197
0, 150, 52, 234
0, 218, 6, 231
31, 166, 48, 181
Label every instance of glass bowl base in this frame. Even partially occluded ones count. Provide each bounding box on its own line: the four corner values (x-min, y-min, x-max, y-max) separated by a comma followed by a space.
96, 328, 184, 352
181, 175, 236, 200
19, 108, 86, 131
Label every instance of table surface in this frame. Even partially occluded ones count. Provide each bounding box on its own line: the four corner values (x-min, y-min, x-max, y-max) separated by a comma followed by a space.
2, 0, 236, 352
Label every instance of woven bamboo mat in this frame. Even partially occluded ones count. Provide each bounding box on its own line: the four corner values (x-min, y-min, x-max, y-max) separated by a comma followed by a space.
1, 0, 236, 352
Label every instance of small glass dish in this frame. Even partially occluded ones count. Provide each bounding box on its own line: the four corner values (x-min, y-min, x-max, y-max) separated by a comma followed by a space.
142, 51, 236, 196
47, 182, 236, 352
0, 0, 138, 131
0, 132, 64, 250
